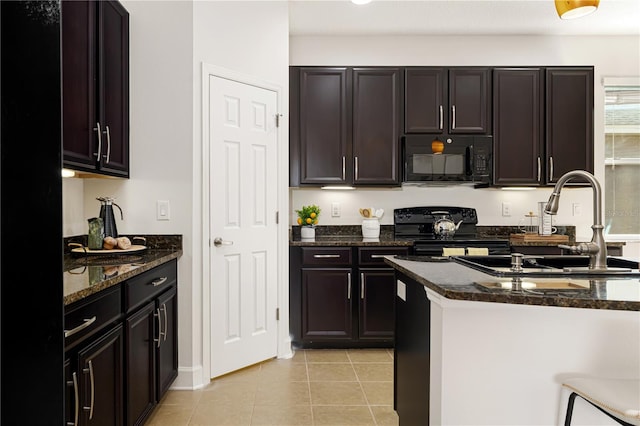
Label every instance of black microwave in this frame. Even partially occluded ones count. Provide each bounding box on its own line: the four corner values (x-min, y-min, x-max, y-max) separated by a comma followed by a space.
403, 135, 492, 185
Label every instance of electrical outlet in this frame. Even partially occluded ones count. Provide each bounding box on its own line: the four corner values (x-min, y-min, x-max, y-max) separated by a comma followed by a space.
157, 200, 170, 221
572, 203, 582, 217
331, 202, 341, 217
502, 202, 512, 217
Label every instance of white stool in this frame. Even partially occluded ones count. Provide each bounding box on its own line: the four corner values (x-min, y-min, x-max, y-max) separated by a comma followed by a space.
562, 377, 640, 426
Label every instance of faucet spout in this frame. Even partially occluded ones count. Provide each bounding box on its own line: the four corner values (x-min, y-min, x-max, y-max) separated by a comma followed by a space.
544, 170, 607, 270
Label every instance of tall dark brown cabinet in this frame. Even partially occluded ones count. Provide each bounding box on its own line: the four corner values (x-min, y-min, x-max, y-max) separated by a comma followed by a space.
290, 66, 401, 186
1, 1, 65, 423
493, 66, 594, 186
405, 67, 491, 135
493, 68, 544, 185
62, 0, 130, 177
545, 67, 594, 183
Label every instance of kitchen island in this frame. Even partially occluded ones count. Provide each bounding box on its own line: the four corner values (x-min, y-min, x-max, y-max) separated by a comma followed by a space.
385, 256, 640, 425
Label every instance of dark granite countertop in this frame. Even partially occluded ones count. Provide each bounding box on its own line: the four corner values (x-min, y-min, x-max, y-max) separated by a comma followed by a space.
384, 256, 640, 311
63, 235, 182, 306
290, 225, 413, 247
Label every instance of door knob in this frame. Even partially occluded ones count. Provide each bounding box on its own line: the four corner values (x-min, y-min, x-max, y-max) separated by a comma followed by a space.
213, 237, 233, 247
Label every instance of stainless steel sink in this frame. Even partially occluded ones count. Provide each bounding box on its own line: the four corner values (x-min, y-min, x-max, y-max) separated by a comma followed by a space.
451, 255, 640, 278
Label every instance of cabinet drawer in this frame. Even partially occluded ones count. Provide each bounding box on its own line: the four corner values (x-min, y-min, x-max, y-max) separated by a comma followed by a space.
65, 286, 122, 350
125, 260, 177, 313
358, 247, 409, 266
302, 247, 352, 266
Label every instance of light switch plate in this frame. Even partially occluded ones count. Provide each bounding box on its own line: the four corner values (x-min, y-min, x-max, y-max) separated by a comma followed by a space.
157, 200, 170, 221
331, 202, 341, 217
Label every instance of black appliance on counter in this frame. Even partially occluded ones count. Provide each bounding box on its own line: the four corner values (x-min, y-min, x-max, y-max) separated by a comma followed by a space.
394, 206, 510, 256
403, 135, 492, 185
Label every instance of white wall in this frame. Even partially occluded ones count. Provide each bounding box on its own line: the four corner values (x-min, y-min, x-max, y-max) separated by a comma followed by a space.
192, 0, 291, 384
290, 35, 640, 256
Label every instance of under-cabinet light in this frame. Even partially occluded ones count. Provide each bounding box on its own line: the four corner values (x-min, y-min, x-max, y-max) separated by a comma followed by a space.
321, 186, 356, 190
500, 187, 537, 191
62, 169, 76, 178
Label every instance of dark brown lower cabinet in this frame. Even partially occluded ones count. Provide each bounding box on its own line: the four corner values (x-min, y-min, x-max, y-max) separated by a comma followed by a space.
125, 302, 156, 425
302, 268, 354, 341
125, 261, 178, 425
290, 246, 409, 348
66, 325, 124, 426
65, 259, 178, 426
359, 269, 396, 340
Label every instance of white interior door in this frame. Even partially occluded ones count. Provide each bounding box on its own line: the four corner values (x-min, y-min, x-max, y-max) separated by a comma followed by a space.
209, 75, 278, 378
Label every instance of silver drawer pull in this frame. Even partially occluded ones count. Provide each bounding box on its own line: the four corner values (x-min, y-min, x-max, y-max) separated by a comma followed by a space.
370, 255, 388, 258
64, 316, 97, 338
313, 254, 341, 258
152, 277, 168, 287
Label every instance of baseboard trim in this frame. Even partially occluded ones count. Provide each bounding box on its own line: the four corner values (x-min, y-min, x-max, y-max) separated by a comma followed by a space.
170, 365, 207, 390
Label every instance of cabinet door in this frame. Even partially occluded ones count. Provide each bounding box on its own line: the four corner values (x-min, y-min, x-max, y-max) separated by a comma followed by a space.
493, 68, 543, 185
157, 286, 178, 399
301, 268, 353, 340
358, 269, 395, 340
78, 325, 124, 426
296, 67, 350, 184
62, 0, 98, 171
97, 0, 129, 176
404, 68, 446, 134
353, 68, 401, 185
545, 67, 594, 184
449, 68, 491, 134
125, 302, 156, 426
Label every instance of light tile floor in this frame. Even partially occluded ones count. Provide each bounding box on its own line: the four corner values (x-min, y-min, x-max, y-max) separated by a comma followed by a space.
146, 349, 398, 426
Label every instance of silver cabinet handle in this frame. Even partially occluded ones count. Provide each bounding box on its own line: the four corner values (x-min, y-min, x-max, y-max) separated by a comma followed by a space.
549, 156, 554, 181
342, 156, 346, 181
152, 277, 168, 287
93, 122, 102, 160
370, 254, 387, 258
213, 237, 233, 247
103, 125, 111, 163
67, 372, 79, 426
64, 316, 97, 338
439, 105, 443, 130
354, 156, 359, 181
451, 105, 456, 129
154, 307, 163, 348
313, 254, 341, 258
537, 157, 541, 182
162, 303, 168, 342
83, 360, 95, 419
347, 273, 351, 300
360, 273, 365, 300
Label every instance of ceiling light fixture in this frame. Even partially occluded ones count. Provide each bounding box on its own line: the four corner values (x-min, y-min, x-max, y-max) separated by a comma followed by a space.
351, 0, 372, 5
555, 0, 599, 20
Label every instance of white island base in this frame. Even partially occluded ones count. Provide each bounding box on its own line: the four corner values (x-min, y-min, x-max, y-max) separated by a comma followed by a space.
425, 288, 640, 425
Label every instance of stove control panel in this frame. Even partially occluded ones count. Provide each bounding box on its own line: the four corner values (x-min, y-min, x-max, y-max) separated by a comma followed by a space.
394, 207, 478, 225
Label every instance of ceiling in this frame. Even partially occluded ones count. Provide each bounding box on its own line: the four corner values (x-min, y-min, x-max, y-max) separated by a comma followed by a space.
288, 0, 640, 36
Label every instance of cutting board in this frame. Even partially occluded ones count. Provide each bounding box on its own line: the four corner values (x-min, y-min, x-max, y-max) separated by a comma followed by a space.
509, 233, 569, 243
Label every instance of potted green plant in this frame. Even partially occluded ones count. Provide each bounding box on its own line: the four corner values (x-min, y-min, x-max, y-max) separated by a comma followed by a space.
296, 204, 321, 239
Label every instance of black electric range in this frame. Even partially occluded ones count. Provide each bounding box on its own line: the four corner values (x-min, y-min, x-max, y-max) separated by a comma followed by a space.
394, 206, 510, 256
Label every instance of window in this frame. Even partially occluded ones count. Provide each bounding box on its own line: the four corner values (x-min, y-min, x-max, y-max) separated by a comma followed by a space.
604, 82, 640, 236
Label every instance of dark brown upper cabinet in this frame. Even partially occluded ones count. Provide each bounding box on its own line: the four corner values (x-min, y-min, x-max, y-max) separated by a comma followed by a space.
493, 66, 593, 186
405, 67, 491, 135
545, 67, 594, 184
62, 0, 130, 178
290, 67, 401, 187
493, 68, 544, 185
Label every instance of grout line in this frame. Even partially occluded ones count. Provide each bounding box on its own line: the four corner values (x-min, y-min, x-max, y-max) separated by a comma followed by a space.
348, 350, 380, 426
